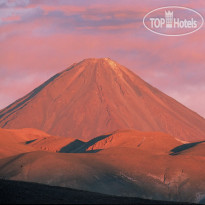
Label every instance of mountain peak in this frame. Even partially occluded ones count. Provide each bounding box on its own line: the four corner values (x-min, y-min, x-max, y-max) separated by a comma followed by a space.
0, 59, 205, 141
78, 57, 117, 67
81, 57, 114, 62
103, 57, 118, 67
76, 57, 123, 76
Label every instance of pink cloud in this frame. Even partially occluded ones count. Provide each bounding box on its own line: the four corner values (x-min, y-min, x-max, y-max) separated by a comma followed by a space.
2, 15, 20, 21
40, 5, 86, 15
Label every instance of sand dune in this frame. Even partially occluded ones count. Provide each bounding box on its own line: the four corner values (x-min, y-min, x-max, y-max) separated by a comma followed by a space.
0, 58, 205, 141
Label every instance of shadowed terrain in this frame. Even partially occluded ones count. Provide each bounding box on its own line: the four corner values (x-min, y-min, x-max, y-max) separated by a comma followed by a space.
170, 141, 205, 155
0, 130, 205, 204
0, 179, 190, 204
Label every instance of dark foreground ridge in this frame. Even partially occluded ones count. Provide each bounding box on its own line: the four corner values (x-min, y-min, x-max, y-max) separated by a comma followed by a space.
0, 179, 192, 204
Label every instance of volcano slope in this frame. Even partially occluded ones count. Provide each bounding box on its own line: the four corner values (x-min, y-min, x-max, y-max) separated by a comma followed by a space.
0, 58, 205, 141
0, 130, 204, 204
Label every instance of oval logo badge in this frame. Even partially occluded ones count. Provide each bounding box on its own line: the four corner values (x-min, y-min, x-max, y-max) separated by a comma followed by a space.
143, 6, 204, 36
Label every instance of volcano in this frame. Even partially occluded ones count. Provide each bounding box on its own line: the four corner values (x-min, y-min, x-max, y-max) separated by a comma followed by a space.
0, 58, 205, 141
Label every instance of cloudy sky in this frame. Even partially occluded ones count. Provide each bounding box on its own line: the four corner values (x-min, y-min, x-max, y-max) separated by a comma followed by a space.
0, 0, 205, 117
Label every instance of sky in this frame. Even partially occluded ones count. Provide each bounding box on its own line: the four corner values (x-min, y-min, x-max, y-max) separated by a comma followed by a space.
0, 0, 205, 118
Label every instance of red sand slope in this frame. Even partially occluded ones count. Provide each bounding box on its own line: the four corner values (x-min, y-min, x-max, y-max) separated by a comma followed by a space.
85, 130, 183, 154
0, 128, 75, 158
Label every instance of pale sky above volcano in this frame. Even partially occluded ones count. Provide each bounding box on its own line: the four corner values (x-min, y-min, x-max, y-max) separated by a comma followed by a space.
0, 0, 205, 117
